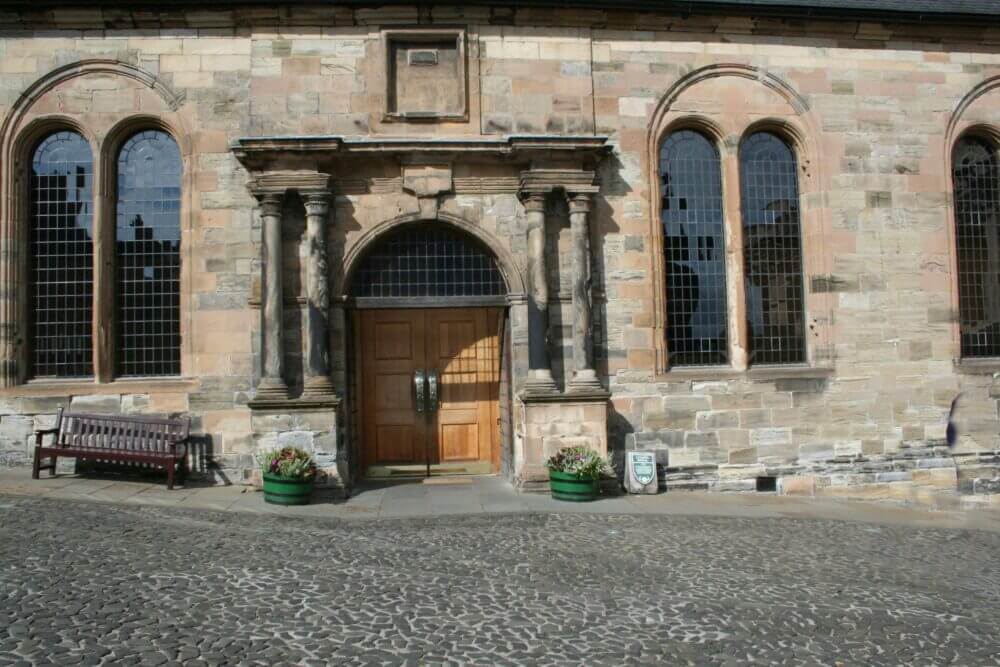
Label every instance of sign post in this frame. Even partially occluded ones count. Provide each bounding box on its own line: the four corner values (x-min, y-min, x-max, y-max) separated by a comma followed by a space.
625, 451, 658, 494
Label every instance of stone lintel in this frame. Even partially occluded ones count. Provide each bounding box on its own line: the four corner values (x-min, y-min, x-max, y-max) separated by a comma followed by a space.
232, 135, 611, 172
249, 171, 333, 197
519, 169, 599, 197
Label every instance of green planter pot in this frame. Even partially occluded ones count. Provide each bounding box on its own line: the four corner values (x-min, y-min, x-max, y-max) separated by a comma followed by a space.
262, 473, 314, 506
548, 470, 600, 502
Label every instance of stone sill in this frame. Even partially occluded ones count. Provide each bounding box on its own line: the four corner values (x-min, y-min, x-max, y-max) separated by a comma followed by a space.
954, 358, 1000, 375
518, 389, 610, 404
248, 396, 341, 412
656, 364, 834, 383
0, 377, 199, 398
746, 365, 836, 381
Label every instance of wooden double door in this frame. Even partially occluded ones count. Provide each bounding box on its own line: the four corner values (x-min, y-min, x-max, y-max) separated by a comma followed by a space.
359, 308, 502, 475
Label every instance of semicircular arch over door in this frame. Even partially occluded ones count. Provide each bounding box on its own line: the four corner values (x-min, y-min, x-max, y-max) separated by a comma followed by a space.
349, 222, 507, 307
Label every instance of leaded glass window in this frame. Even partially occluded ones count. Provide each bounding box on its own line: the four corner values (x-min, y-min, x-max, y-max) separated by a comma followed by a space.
352, 224, 505, 298
116, 130, 182, 376
30, 131, 94, 378
739, 132, 806, 365
953, 136, 1000, 358
660, 129, 729, 366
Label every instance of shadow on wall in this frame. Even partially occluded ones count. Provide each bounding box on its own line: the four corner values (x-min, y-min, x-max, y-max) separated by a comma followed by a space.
607, 406, 636, 486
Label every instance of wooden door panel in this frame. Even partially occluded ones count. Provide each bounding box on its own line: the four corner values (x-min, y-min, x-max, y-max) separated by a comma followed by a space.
374, 323, 414, 360
361, 310, 426, 468
376, 425, 418, 462
425, 308, 500, 465
440, 423, 478, 462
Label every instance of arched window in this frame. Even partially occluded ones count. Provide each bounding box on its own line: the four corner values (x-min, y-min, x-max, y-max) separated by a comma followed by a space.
659, 129, 729, 366
953, 136, 1000, 358
115, 130, 182, 376
739, 131, 806, 365
351, 224, 506, 299
30, 131, 94, 378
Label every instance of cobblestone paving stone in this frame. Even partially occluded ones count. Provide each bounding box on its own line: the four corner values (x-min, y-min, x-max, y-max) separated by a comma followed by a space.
1, 495, 999, 666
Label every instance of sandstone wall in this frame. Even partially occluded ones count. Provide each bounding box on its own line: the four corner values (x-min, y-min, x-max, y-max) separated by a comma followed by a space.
0, 6, 998, 492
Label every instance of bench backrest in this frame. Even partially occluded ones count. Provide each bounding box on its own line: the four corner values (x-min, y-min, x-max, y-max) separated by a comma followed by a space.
53, 409, 191, 454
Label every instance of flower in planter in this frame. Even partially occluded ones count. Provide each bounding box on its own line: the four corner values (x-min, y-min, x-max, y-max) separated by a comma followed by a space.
545, 446, 611, 480
256, 447, 317, 481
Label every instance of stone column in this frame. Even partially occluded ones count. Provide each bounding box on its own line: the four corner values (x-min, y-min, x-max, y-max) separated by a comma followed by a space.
520, 192, 557, 394
255, 191, 288, 400
567, 193, 603, 391
302, 192, 335, 398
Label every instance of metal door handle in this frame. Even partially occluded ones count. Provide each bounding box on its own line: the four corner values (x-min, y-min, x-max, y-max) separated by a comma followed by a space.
428, 371, 439, 412
414, 369, 426, 413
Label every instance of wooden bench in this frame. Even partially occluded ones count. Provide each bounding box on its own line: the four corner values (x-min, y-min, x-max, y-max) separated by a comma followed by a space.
33, 409, 191, 490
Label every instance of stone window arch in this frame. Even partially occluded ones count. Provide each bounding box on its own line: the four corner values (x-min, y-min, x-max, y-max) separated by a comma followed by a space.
29, 130, 95, 379
659, 128, 729, 366
952, 134, 1000, 358
738, 131, 806, 365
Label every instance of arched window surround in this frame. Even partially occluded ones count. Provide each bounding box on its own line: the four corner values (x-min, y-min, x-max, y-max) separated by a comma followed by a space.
738, 127, 808, 366
648, 111, 824, 376
1, 112, 191, 387
27, 127, 97, 380
112, 128, 184, 377
949, 129, 1000, 362
658, 126, 732, 367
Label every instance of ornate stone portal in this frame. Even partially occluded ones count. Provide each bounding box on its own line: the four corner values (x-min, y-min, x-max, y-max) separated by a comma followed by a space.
232, 136, 611, 491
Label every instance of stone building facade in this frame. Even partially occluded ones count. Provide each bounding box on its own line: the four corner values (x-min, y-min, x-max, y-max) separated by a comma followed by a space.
1, 0, 1000, 502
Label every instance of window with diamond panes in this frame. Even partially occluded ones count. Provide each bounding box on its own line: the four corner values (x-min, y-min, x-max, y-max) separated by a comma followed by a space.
739, 132, 806, 365
352, 224, 505, 298
660, 129, 729, 366
116, 130, 182, 376
30, 131, 94, 378
953, 136, 1000, 358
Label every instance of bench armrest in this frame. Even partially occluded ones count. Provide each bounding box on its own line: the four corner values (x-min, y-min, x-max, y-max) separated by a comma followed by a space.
34, 427, 59, 447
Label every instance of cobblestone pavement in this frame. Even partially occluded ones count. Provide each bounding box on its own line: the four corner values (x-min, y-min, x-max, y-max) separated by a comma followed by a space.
1, 495, 999, 666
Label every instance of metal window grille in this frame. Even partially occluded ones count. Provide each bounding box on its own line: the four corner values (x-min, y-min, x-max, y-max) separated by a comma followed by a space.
953, 137, 1000, 358
116, 130, 182, 377
352, 224, 505, 298
660, 130, 729, 366
739, 132, 806, 365
30, 131, 94, 378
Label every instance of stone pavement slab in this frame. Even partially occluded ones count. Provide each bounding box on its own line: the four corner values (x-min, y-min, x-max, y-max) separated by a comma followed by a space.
2, 493, 999, 665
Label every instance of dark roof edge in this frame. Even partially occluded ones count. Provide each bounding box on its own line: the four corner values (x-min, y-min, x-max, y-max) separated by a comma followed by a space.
0, 0, 1000, 25
483, 0, 1000, 24
3, 0, 1000, 25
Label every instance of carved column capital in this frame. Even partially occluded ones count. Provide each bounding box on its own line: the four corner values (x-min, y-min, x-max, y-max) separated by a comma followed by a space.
519, 191, 547, 214
252, 190, 284, 218
303, 191, 332, 218
568, 192, 592, 215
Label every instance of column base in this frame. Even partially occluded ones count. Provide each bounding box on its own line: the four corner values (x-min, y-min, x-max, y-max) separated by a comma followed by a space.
254, 377, 289, 401
302, 375, 336, 398
522, 369, 559, 396
568, 369, 606, 395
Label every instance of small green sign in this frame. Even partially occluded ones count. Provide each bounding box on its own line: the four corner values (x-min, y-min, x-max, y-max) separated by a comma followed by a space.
631, 453, 655, 486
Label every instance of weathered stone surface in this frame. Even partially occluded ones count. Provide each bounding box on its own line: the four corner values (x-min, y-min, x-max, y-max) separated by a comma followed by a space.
0, 6, 997, 495
69, 395, 122, 414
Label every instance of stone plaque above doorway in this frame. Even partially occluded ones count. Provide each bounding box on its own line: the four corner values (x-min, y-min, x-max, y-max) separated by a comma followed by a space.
383, 28, 468, 122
